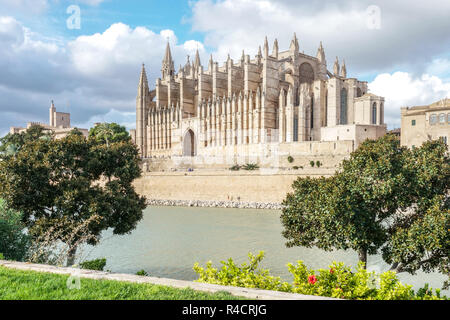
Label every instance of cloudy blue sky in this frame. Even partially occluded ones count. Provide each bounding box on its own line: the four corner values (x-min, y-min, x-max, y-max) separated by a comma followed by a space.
0, 0, 449, 135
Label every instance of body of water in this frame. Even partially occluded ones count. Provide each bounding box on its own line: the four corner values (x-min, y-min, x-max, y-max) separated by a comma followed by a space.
82, 206, 448, 294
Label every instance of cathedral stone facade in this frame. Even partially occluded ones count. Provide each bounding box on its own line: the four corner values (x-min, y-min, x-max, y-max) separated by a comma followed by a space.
132, 35, 386, 169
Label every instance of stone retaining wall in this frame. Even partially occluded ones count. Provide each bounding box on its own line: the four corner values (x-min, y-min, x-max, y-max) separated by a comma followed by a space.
146, 199, 283, 210
134, 169, 334, 204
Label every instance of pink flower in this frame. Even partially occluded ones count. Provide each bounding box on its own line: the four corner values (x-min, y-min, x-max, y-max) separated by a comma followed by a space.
308, 275, 317, 284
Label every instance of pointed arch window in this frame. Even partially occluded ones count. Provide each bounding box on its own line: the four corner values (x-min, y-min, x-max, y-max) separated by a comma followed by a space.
293, 115, 298, 142
310, 95, 314, 129
372, 102, 377, 124
340, 88, 348, 125
357, 87, 362, 97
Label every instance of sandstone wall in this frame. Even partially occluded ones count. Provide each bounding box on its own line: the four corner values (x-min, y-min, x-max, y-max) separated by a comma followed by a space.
133, 169, 335, 204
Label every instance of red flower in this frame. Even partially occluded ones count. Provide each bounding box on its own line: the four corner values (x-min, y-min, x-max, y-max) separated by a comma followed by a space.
308, 275, 317, 284
330, 268, 335, 274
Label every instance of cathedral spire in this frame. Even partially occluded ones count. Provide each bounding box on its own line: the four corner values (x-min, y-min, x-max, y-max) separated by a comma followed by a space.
263, 36, 269, 57
208, 54, 214, 72
139, 63, 149, 93
289, 32, 299, 55
162, 41, 175, 79
333, 57, 340, 76
194, 48, 201, 71
272, 38, 278, 59
184, 55, 191, 75
340, 59, 347, 78
316, 41, 326, 64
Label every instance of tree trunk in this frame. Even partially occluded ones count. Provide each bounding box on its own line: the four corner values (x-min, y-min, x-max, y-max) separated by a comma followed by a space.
66, 246, 77, 267
358, 248, 367, 269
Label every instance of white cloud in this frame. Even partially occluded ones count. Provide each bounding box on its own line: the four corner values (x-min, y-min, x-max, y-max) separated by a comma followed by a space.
369, 72, 450, 129
0, 17, 208, 134
189, 0, 450, 75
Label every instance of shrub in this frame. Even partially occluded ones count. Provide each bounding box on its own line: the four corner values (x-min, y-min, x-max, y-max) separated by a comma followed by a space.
287, 156, 294, 163
0, 199, 30, 261
80, 258, 107, 271
310, 160, 315, 167
230, 164, 241, 171
293, 166, 299, 170
136, 269, 149, 276
193, 252, 291, 292
0, 253, 4, 260
316, 161, 321, 167
243, 163, 259, 171
193, 252, 446, 300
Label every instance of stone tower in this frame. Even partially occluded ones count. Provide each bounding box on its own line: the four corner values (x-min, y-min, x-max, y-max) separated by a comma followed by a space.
161, 42, 175, 80
136, 63, 149, 156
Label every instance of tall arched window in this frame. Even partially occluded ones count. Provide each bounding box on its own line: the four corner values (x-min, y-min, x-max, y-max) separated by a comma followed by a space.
372, 102, 377, 124
293, 115, 298, 142
340, 88, 348, 125
324, 91, 328, 127
299, 63, 315, 84
310, 95, 314, 129
357, 87, 362, 97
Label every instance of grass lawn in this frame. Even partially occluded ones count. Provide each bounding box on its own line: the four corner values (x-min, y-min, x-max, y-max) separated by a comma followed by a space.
0, 266, 244, 300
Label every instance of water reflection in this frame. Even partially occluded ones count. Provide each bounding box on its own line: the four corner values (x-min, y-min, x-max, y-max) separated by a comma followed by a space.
84, 206, 448, 295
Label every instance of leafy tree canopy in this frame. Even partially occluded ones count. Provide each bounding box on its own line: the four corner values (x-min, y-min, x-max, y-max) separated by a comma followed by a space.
281, 134, 449, 287
0, 198, 30, 261
0, 125, 51, 159
0, 128, 146, 265
88, 123, 130, 147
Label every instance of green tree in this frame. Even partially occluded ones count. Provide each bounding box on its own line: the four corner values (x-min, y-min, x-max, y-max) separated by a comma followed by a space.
0, 125, 51, 159
281, 134, 449, 278
0, 198, 30, 261
88, 123, 130, 148
382, 139, 450, 287
0, 129, 146, 266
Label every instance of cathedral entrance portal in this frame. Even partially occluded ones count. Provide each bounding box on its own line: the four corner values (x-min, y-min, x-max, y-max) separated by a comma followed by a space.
183, 129, 196, 156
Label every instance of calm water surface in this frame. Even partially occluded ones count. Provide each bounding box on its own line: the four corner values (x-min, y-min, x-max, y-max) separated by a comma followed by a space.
83, 206, 448, 294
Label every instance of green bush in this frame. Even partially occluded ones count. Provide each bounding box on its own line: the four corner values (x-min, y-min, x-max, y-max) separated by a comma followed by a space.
287, 156, 294, 163
229, 164, 241, 171
193, 252, 446, 300
293, 166, 299, 170
310, 160, 315, 167
136, 269, 149, 276
316, 161, 321, 167
0, 253, 4, 260
193, 252, 291, 292
242, 163, 259, 171
0, 199, 30, 261
80, 258, 107, 271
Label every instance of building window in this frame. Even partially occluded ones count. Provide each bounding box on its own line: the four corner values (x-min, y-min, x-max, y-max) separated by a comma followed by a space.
299, 62, 315, 84
448, 113, 450, 124
310, 95, 314, 129
430, 114, 437, 125
356, 87, 362, 98
411, 119, 416, 126
340, 88, 348, 125
293, 115, 298, 142
372, 102, 377, 124
439, 113, 445, 124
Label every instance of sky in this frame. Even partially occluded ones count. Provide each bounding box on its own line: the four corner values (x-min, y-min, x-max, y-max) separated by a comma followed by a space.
0, 0, 449, 135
